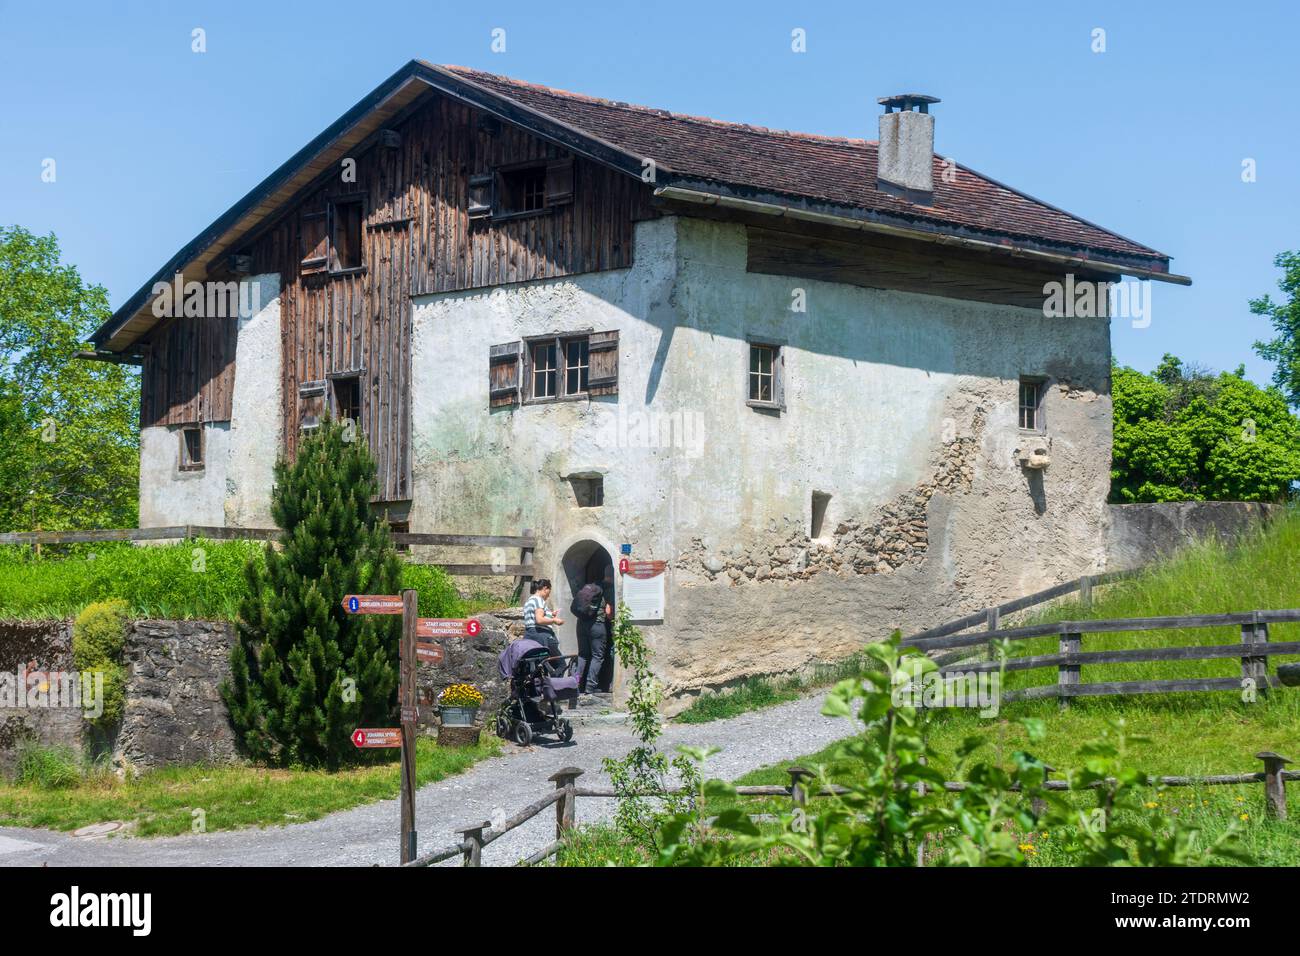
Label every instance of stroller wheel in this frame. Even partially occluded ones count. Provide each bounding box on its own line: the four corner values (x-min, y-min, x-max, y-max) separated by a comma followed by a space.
514, 722, 533, 746
558, 719, 573, 743
495, 713, 511, 739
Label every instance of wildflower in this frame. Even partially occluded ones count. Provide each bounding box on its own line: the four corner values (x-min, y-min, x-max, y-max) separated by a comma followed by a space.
1239, 813, 1249, 822
1144, 801, 1159, 809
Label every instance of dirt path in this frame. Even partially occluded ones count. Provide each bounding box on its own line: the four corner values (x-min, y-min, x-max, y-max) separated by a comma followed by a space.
0, 692, 854, 867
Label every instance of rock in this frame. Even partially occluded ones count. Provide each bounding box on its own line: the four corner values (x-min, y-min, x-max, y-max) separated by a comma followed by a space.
703, 555, 725, 573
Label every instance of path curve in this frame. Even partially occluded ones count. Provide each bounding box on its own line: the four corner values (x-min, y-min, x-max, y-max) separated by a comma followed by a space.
0, 692, 853, 867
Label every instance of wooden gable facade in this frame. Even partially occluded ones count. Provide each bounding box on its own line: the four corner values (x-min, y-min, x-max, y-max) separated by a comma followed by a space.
138, 88, 657, 502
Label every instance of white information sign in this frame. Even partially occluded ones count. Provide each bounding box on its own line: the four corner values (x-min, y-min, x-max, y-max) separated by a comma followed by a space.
622, 563, 665, 622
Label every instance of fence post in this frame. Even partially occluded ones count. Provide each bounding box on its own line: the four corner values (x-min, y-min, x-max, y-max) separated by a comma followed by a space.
1256, 751, 1291, 821
1079, 574, 1093, 610
985, 607, 1000, 661
549, 767, 583, 840
455, 821, 491, 867
1058, 627, 1081, 710
787, 767, 812, 809
1240, 613, 1270, 698
1031, 763, 1055, 819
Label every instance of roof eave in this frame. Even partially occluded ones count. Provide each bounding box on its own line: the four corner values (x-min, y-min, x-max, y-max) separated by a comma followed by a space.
654, 182, 1191, 285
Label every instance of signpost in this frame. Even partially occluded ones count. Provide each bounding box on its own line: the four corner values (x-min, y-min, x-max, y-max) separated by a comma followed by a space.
344, 589, 421, 863
416, 618, 481, 639
414, 642, 444, 665
341, 594, 404, 615
351, 728, 401, 749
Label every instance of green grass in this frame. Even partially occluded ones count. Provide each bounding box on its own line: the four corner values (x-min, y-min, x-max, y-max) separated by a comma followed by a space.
0, 541, 468, 620
561, 513, 1300, 866
0, 736, 501, 837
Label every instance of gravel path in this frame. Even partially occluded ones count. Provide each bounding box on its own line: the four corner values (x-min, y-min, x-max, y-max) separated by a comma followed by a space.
0, 692, 853, 867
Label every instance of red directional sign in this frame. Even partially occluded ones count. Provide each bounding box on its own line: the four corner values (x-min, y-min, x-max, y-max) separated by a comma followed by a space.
351, 728, 402, 749
415, 643, 444, 665
416, 618, 480, 638
342, 594, 404, 615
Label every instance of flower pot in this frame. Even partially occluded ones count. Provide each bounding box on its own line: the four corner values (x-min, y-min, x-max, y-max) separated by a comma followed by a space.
441, 706, 478, 727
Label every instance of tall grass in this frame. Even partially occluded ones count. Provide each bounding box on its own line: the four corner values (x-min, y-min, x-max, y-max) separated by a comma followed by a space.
0, 541, 467, 621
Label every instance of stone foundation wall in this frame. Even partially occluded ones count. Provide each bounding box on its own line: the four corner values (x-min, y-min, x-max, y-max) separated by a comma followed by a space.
115, 620, 240, 772
0, 620, 84, 776
1105, 501, 1287, 571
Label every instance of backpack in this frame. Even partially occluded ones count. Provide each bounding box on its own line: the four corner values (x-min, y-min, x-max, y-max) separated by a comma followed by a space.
571, 582, 603, 621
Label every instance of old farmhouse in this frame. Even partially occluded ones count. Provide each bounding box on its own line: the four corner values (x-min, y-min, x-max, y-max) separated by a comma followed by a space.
87, 62, 1189, 705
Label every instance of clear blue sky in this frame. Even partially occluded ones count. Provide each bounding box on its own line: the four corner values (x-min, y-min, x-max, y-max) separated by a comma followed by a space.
2, 0, 1296, 384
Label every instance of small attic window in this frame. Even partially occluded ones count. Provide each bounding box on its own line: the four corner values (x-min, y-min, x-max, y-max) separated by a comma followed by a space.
470, 159, 575, 221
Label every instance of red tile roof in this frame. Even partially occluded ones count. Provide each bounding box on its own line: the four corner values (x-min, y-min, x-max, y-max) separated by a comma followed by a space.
444, 65, 1168, 267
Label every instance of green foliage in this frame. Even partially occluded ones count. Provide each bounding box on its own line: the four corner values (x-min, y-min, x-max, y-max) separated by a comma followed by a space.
0, 540, 266, 619
0, 225, 139, 531
72, 599, 129, 726
652, 636, 1247, 867
0, 542, 462, 621
1110, 355, 1300, 503
602, 602, 700, 852
222, 418, 402, 769
1251, 250, 1300, 408
14, 743, 84, 790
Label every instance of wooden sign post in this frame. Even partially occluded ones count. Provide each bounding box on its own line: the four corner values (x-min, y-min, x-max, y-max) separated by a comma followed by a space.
344, 591, 420, 864
399, 589, 418, 864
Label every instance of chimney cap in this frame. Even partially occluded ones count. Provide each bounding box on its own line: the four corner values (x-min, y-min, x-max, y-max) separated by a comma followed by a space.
878, 93, 940, 113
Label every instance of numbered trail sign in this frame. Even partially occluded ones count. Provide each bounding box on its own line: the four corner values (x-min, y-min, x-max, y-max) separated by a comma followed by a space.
414, 642, 444, 665
351, 728, 401, 749
342, 594, 404, 615
416, 618, 481, 638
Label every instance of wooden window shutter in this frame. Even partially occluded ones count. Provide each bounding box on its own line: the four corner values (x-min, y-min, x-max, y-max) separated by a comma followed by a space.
544, 159, 574, 206
489, 341, 522, 407
301, 209, 328, 274
587, 330, 619, 396
298, 380, 327, 429
468, 173, 494, 221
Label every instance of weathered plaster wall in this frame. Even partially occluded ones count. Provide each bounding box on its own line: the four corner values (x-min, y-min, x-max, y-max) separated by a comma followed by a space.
138, 422, 231, 527
225, 274, 282, 528
138, 274, 281, 530
411, 217, 1114, 707
0, 620, 84, 775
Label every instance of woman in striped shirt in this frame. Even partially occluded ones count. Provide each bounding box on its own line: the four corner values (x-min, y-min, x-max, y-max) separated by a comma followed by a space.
523, 578, 563, 658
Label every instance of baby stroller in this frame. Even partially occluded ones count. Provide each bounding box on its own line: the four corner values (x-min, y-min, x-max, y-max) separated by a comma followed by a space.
494, 638, 580, 746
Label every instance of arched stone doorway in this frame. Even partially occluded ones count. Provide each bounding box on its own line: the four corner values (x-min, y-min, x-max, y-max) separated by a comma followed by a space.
554, 538, 615, 658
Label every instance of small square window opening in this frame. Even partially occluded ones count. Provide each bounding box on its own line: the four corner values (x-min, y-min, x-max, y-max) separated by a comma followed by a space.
750, 344, 776, 403
1019, 378, 1046, 431
180, 426, 203, 470
333, 375, 361, 427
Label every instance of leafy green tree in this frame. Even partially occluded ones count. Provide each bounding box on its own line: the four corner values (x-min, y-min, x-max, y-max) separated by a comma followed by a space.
1251, 250, 1300, 408
1110, 356, 1300, 503
222, 418, 401, 768
0, 225, 139, 530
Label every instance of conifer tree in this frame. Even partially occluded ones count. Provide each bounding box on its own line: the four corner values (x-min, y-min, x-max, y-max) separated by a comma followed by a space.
222, 417, 401, 768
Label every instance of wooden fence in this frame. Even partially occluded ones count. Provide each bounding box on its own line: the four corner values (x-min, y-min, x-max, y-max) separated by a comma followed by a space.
0, 525, 536, 581
904, 608, 1300, 703
404, 754, 1297, 867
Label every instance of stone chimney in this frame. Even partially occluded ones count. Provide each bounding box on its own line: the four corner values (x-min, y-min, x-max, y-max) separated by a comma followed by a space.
877, 94, 940, 200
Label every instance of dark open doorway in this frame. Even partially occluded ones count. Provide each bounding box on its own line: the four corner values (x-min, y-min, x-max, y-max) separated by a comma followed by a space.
555, 540, 614, 659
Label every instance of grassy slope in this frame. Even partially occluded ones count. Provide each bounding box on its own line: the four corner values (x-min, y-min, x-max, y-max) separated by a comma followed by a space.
0, 541, 466, 620
563, 512, 1300, 865
0, 737, 500, 837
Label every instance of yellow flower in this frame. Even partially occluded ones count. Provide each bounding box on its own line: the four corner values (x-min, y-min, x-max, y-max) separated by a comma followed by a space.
1018, 843, 1037, 854
1239, 813, 1249, 822
1144, 801, 1159, 809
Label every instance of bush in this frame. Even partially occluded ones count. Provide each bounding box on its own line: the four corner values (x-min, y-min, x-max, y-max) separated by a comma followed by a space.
72, 599, 129, 726
14, 743, 83, 790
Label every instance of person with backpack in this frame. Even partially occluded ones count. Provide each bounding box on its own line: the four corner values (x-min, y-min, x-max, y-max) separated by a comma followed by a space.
523, 579, 563, 659
571, 578, 612, 695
